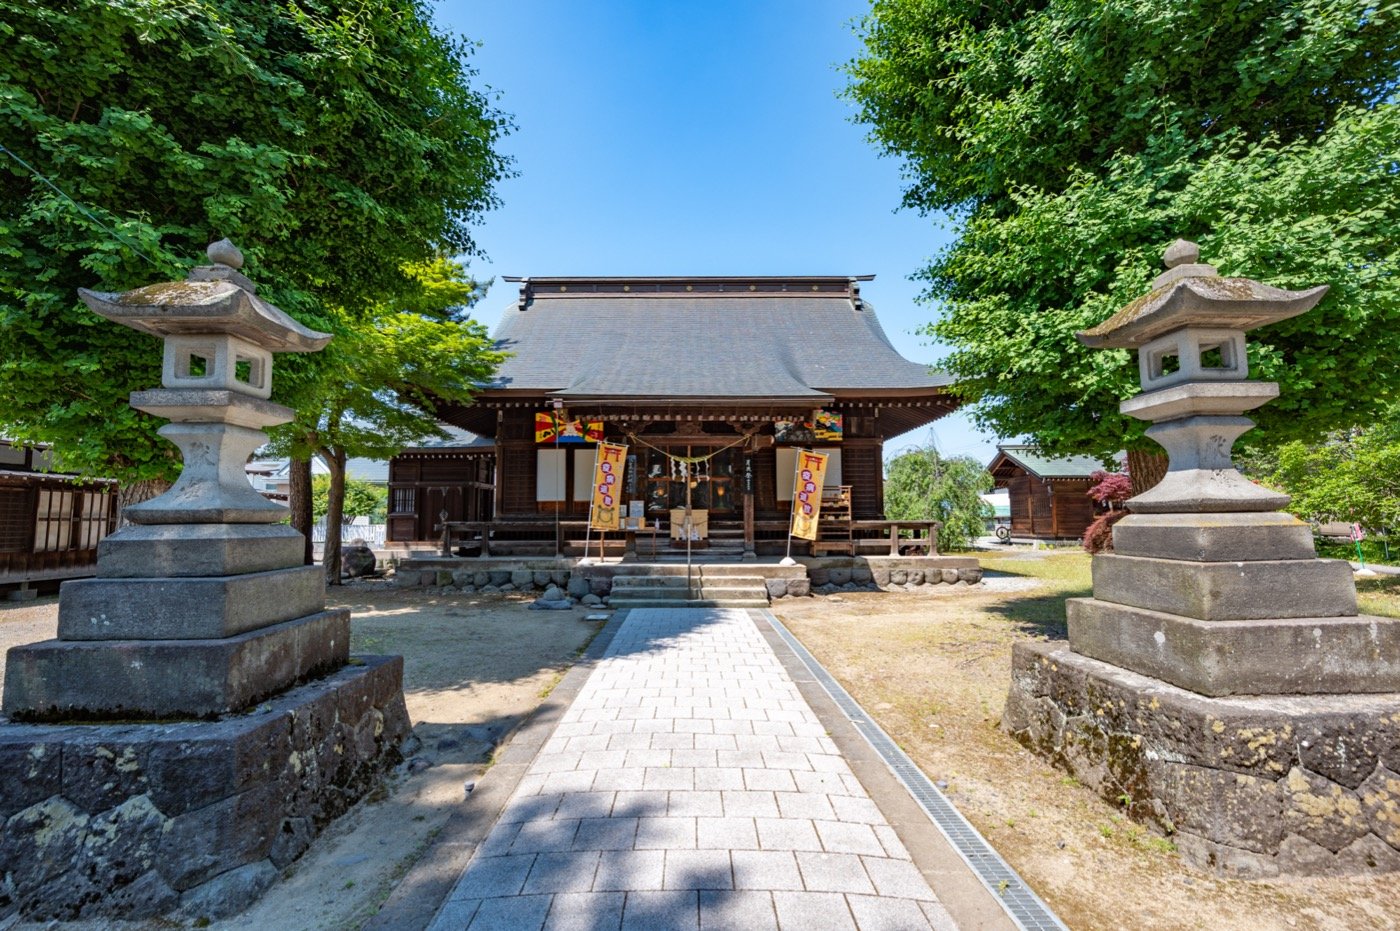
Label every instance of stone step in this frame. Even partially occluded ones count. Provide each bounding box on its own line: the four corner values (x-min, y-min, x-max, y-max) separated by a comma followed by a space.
612, 582, 763, 593
601, 564, 800, 578
611, 582, 767, 599
610, 576, 691, 588
612, 591, 692, 603
608, 598, 771, 609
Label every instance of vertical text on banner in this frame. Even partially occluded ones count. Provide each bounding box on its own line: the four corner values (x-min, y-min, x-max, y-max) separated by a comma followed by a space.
591, 442, 628, 531
789, 449, 828, 541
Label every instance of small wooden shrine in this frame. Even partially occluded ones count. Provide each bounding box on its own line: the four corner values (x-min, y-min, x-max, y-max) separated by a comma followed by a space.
388, 275, 959, 555
987, 444, 1108, 541
387, 431, 496, 543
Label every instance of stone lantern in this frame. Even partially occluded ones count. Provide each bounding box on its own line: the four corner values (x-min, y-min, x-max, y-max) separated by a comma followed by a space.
0, 243, 409, 920
1070, 240, 1390, 695
1003, 241, 1400, 877
3, 240, 351, 719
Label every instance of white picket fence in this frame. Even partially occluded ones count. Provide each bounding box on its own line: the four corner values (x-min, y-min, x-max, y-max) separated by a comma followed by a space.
310, 518, 386, 548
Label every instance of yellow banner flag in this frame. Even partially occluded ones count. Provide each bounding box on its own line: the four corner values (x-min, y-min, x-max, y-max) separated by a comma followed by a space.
788, 449, 829, 541
590, 442, 628, 531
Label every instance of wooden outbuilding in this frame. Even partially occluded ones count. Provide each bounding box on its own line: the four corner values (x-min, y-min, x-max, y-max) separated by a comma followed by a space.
387, 431, 496, 543
388, 276, 960, 555
987, 445, 1109, 541
0, 440, 118, 596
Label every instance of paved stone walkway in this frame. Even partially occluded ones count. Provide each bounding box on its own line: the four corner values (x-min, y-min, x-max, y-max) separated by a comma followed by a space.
428, 608, 959, 930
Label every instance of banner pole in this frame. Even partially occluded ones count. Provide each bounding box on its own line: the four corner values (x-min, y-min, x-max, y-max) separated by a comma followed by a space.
685, 461, 694, 600
582, 500, 594, 564
780, 448, 802, 566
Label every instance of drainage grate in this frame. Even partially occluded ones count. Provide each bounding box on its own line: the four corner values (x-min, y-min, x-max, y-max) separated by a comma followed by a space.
760, 610, 1068, 931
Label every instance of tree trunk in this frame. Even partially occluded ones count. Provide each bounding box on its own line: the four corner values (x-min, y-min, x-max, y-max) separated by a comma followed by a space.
288, 456, 314, 566
1127, 449, 1169, 497
116, 479, 172, 526
320, 448, 348, 585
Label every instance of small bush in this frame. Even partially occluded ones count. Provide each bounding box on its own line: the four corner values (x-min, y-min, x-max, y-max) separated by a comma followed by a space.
1082, 510, 1127, 554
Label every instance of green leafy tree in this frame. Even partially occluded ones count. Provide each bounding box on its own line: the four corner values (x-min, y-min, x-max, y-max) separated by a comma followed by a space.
883, 447, 992, 551
0, 0, 511, 492
274, 257, 505, 582
846, 0, 1400, 475
1256, 421, 1400, 533
311, 475, 386, 524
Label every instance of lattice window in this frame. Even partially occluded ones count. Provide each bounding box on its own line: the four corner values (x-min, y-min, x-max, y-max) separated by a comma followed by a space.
33, 488, 73, 553
29, 487, 114, 553
390, 487, 417, 515
0, 487, 34, 553
76, 488, 115, 549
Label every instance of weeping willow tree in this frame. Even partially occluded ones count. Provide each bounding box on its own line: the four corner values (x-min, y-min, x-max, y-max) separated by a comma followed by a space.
883, 447, 992, 551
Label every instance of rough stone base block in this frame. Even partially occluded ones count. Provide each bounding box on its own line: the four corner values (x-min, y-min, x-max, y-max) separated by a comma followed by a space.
3, 609, 350, 720
58, 564, 325, 640
1092, 553, 1357, 620
1066, 598, 1400, 695
1004, 640, 1400, 878
97, 523, 306, 578
1111, 511, 1316, 562
0, 656, 409, 922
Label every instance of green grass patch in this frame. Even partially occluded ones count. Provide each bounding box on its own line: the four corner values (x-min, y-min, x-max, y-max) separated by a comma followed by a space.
980, 552, 1093, 588
1316, 538, 1398, 566
1356, 575, 1400, 618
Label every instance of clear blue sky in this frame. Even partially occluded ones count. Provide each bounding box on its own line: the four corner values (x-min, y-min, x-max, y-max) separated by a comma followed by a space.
434, 0, 1005, 464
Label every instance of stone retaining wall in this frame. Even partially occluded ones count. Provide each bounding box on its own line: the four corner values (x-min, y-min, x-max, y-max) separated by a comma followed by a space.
390, 557, 984, 600
0, 657, 409, 922
1005, 640, 1400, 878
792, 558, 983, 597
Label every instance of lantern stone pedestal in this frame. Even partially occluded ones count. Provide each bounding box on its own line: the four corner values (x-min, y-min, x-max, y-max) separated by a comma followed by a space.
0, 243, 409, 922
1003, 242, 1400, 877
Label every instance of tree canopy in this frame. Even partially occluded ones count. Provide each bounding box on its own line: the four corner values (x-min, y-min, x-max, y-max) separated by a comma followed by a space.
0, 0, 511, 481
883, 447, 992, 551
311, 475, 385, 523
846, 0, 1400, 459
1249, 418, 1400, 532
273, 256, 504, 581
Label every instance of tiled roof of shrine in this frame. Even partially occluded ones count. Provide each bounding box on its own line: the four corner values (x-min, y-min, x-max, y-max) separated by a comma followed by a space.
482, 276, 951, 400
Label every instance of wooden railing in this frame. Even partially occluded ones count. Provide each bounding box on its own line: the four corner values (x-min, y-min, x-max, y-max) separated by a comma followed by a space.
439, 518, 942, 559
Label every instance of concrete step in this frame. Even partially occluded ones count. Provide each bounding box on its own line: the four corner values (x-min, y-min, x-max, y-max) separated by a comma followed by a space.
602, 564, 796, 578
610, 576, 691, 589
612, 581, 765, 596
698, 586, 767, 598
611, 588, 692, 600
608, 598, 771, 609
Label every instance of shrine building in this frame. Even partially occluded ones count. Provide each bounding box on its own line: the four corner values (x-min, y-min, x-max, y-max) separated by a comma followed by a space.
987, 444, 1109, 542
387, 275, 959, 557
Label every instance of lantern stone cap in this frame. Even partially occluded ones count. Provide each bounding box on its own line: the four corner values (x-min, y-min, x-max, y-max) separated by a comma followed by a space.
77, 240, 330, 353
1119, 379, 1280, 422
1077, 241, 1327, 350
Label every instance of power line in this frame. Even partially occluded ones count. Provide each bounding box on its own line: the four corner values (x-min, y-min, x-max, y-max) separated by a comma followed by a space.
0, 142, 170, 270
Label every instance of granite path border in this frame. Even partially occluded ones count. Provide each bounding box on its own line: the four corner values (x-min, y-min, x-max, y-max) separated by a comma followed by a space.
754, 609, 1051, 931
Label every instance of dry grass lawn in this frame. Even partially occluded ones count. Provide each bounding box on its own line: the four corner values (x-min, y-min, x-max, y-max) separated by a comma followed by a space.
773, 552, 1400, 931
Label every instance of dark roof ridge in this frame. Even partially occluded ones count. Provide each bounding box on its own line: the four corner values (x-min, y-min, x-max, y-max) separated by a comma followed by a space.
501, 275, 875, 284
